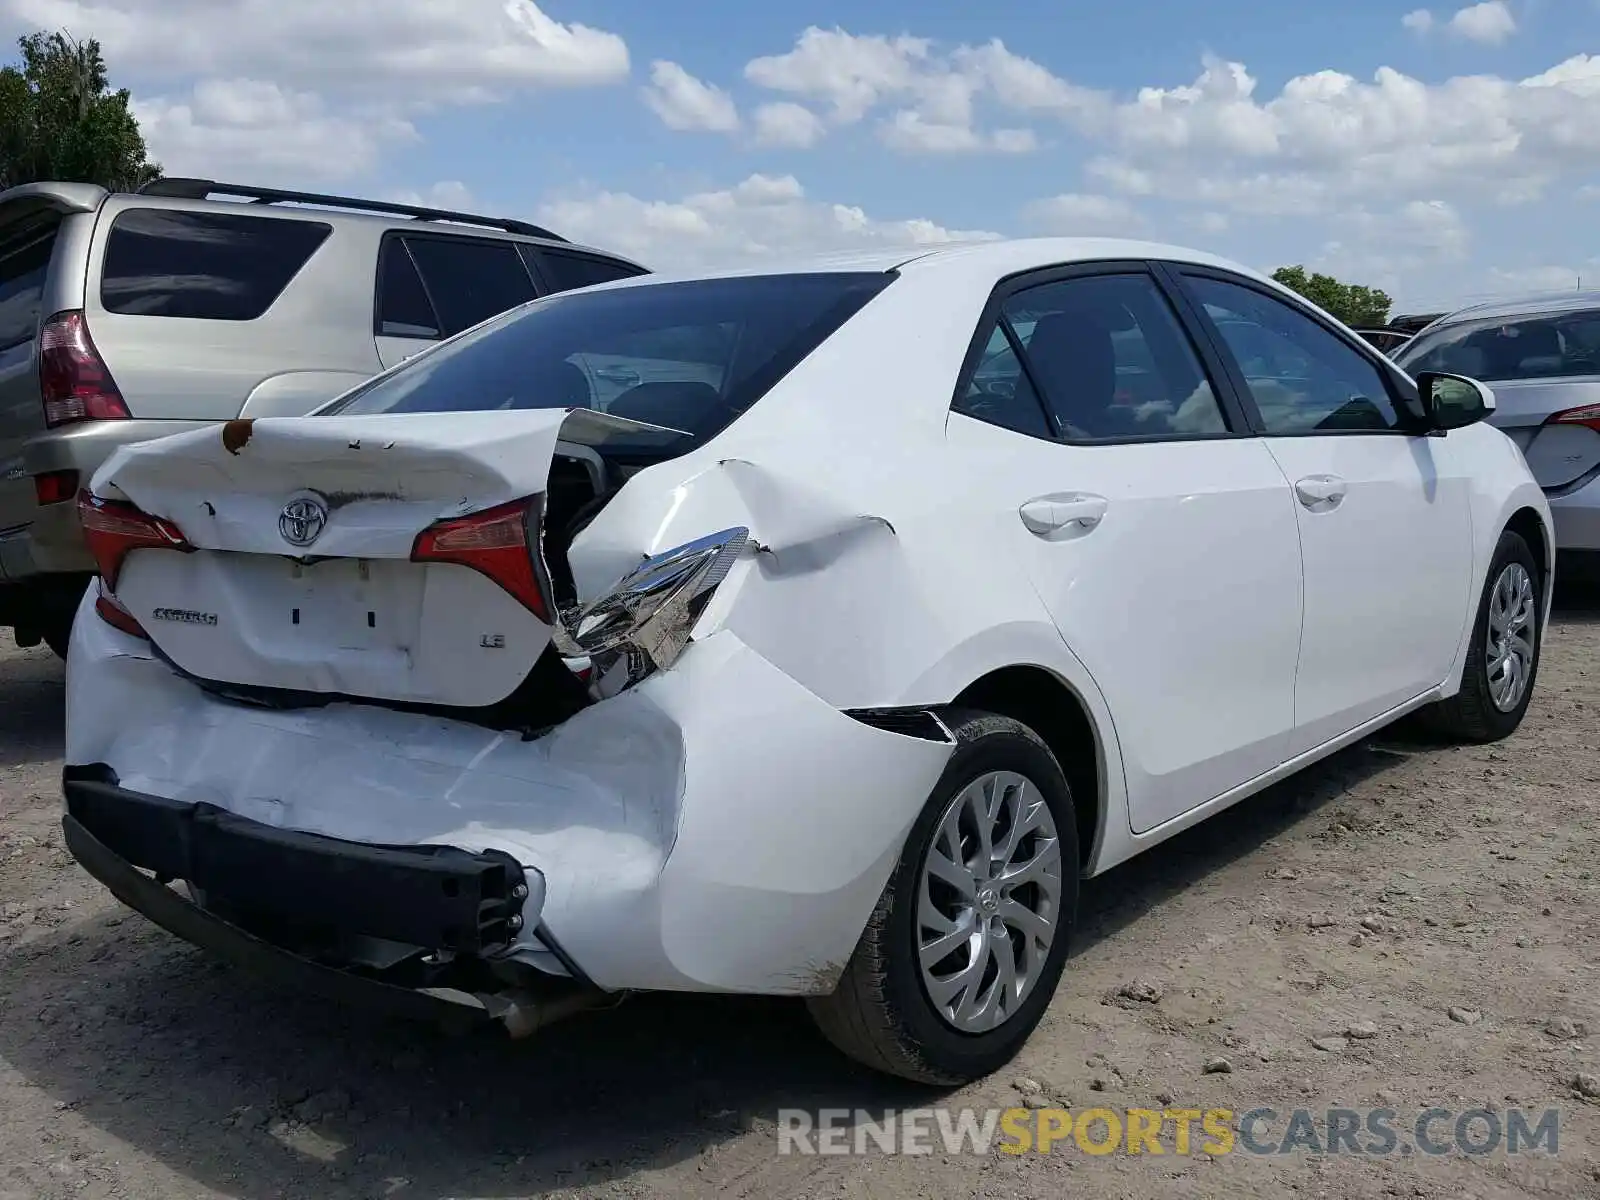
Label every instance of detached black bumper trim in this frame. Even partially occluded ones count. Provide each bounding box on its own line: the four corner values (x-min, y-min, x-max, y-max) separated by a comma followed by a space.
63, 773, 534, 956
61, 813, 494, 1027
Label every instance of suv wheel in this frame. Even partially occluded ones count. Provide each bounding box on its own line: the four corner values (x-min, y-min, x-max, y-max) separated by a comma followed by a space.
807, 709, 1080, 1084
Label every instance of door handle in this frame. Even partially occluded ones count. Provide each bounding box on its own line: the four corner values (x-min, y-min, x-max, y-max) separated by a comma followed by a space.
1294, 474, 1347, 510
1019, 493, 1109, 536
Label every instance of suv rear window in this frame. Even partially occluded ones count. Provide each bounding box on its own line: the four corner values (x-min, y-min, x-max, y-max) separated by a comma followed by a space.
100, 209, 333, 320
0, 221, 58, 351
323, 271, 895, 447
1398, 308, 1600, 381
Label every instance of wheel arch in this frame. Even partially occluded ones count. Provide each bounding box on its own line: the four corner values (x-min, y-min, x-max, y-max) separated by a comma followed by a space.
946, 663, 1108, 873
1504, 504, 1552, 603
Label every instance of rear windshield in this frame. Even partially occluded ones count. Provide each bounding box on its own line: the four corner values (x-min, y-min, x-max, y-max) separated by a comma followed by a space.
321, 271, 895, 447
100, 209, 333, 320
1397, 308, 1600, 381
0, 218, 59, 352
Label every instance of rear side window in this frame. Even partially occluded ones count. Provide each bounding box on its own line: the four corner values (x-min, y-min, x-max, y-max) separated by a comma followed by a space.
323, 271, 895, 450
956, 272, 1229, 441
0, 221, 57, 350
1397, 309, 1600, 381
531, 248, 646, 294
402, 236, 537, 338
375, 239, 441, 338
100, 209, 332, 320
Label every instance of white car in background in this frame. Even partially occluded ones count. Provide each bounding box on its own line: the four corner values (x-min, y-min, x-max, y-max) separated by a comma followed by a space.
60, 239, 1552, 1085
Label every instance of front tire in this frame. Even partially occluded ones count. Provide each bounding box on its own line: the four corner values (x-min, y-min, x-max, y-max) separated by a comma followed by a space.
807, 709, 1080, 1084
1420, 528, 1542, 743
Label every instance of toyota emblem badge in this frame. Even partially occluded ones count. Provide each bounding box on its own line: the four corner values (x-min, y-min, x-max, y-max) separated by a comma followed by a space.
279, 495, 329, 548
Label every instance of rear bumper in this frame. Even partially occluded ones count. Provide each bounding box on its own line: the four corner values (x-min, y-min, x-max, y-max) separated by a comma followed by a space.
60, 808, 499, 1028
1547, 471, 1600, 552
64, 771, 538, 956
21, 418, 217, 574
62, 596, 955, 995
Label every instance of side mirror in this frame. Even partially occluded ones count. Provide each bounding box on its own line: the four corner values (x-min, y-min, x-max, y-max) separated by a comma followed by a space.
1416, 371, 1495, 433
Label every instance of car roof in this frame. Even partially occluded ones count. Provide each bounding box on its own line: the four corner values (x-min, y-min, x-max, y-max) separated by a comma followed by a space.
598, 236, 1283, 293
1428, 290, 1600, 327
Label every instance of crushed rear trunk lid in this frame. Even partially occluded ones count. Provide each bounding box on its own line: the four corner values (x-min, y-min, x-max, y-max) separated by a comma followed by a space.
89, 408, 684, 709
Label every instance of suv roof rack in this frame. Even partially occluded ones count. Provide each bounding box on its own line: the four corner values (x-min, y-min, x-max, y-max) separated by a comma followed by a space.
136, 177, 567, 242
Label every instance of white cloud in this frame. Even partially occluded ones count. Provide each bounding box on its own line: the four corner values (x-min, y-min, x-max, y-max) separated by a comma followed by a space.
1022, 192, 1142, 233
534, 173, 1000, 271
1449, 1, 1517, 44
1081, 53, 1600, 216
642, 61, 740, 133
879, 111, 1037, 154
2, 0, 630, 99
1402, 2, 1518, 43
742, 28, 1060, 154
744, 26, 933, 122
132, 80, 418, 181
751, 102, 826, 148
5, 0, 630, 183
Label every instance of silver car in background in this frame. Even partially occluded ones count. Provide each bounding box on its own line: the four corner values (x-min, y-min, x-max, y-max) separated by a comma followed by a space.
0, 177, 649, 654
1395, 292, 1600, 565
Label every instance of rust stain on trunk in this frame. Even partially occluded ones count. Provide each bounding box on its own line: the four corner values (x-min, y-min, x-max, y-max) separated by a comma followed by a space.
220, 419, 255, 455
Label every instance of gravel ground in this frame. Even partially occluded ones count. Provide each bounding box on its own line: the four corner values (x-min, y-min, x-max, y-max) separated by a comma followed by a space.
2, 578, 1598, 1200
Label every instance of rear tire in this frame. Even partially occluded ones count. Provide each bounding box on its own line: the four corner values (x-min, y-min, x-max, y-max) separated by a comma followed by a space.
807, 709, 1080, 1084
1419, 528, 1542, 743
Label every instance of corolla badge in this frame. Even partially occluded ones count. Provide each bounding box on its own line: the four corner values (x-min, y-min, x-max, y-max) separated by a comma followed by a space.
279, 495, 329, 547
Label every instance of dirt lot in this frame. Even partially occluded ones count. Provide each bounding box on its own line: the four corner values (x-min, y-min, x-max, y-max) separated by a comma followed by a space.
2, 582, 1598, 1200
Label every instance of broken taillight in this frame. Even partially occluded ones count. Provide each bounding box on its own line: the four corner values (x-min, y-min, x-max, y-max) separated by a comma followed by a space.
77, 489, 193, 590
40, 311, 131, 428
94, 587, 148, 639
1547, 403, 1600, 433
410, 496, 551, 621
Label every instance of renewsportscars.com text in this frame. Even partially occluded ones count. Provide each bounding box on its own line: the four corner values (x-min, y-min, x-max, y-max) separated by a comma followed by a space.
777, 1105, 1561, 1157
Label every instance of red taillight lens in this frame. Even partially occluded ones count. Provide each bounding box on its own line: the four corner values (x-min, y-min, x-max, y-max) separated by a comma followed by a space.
1548, 403, 1600, 432
34, 469, 79, 505
94, 589, 148, 639
40, 310, 130, 428
410, 496, 550, 621
77, 489, 193, 589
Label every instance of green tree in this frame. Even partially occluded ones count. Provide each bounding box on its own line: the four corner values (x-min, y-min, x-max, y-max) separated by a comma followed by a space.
0, 30, 160, 193
1270, 265, 1393, 329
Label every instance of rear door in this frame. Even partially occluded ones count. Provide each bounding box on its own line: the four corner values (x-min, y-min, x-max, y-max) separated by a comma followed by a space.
1167, 266, 1475, 753
373, 233, 540, 370
945, 262, 1306, 834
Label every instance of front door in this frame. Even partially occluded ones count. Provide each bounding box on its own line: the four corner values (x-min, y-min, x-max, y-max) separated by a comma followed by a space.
1170, 269, 1476, 755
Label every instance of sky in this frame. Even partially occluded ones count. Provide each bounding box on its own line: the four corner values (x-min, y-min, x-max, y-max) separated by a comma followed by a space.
3, 0, 1599, 314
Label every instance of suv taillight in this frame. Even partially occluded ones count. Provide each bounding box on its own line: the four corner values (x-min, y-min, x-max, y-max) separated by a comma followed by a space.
40, 310, 130, 427
77, 489, 193, 589
410, 496, 551, 621
1548, 403, 1600, 433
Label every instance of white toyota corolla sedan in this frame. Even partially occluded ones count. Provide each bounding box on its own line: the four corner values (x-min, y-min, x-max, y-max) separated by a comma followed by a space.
60, 238, 1552, 1084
